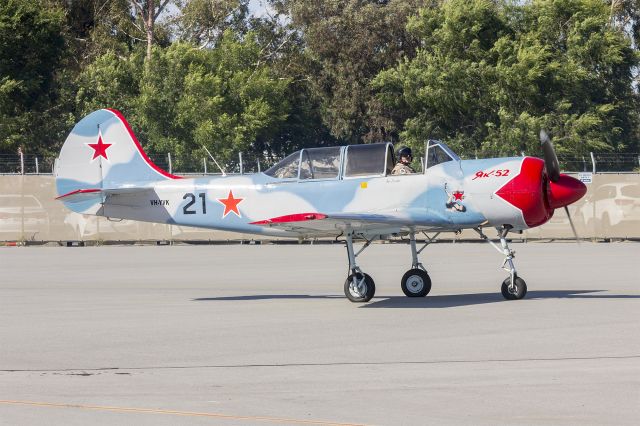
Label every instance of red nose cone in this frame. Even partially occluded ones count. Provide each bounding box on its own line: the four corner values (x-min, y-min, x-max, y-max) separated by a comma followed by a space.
547, 174, 587, 209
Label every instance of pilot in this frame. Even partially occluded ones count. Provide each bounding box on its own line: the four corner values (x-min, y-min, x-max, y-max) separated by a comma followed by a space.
391, 147, 416, 175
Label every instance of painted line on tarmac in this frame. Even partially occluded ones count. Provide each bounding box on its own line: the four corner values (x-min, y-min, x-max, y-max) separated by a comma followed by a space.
0, 400, 367, 426
2, 354, 639, 373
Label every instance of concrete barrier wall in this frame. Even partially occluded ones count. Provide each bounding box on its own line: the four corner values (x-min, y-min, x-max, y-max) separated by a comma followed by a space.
1, 174, 638, 242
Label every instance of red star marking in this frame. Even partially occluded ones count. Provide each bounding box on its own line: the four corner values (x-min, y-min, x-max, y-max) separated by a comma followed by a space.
217, 190, 243, 218
452, 191, 464, 201
87, 133, 112, 160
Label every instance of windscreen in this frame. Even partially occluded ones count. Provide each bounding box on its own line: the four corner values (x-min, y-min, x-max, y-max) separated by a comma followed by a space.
264, 151, 301, 179
425, 143, 453, 169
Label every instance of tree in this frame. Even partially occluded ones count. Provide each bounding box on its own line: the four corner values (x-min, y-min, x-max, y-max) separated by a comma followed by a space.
175, 0, 249, 48
0, 0, 69, 156
285, 0, 426, 144
374, 0, 639, 158
130, 0, 173, 61
135, 32, 291, 169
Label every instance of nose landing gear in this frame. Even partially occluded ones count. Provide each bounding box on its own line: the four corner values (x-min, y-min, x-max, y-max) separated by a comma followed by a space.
475, 225, 528, 300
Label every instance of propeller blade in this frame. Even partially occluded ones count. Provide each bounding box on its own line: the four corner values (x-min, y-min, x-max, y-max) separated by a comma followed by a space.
540, 129, 560, 182
564, 205, 580, 243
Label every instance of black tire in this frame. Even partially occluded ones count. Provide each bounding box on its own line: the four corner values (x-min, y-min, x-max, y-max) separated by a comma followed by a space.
401, 269, 431, 297
501, 277, 527, 300
344, 273, 375, 303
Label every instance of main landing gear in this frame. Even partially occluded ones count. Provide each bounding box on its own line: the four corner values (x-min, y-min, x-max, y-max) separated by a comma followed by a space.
475, 225, 527, 300
342, 230, 438, 303
400, 231, 437, 297
343, 232, 376, 303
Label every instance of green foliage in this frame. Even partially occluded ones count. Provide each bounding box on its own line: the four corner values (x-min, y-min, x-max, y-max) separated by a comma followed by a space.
1, 0, 639, 164
175, 0, 249, 47
287, 0, 426, 144
0, 0, 73, 155
76, 51, 144, 115
374, 0, 639, 157
140, 33, 290, 169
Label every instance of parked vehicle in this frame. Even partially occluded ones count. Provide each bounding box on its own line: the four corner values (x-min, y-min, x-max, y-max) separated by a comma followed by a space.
0, 194, 50, 240
578, 183, 640, 232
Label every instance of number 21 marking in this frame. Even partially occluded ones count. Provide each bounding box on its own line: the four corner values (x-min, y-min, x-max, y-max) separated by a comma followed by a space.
183, 193, 206, 214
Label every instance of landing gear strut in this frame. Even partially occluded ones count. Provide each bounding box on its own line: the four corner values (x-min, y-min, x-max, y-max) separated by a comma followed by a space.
400, 231, 436, 297
475, 226, 527, 300
343, 232, 376, 303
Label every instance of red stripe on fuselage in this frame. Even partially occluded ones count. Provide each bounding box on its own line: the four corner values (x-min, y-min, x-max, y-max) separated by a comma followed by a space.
494, 157, 553, 228
105, 109, 182, 180
250, 213, 328, 225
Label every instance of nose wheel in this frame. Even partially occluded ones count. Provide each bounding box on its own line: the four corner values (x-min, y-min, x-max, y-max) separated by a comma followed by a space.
401, 268, 431, 297
501, 276, 527, 300
475, 226, 529, 301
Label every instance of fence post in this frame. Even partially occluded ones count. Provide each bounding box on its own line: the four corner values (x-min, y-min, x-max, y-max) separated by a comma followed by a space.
590, 152, 596, 173
203, 158, 207, 174
19, 148, 24, 175
35, 157, 39, 174
167, 153, 172, 175
239, 152, 243, 175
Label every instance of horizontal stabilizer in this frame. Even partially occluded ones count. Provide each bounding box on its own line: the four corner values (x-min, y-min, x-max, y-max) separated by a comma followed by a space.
56, 187, 153, 203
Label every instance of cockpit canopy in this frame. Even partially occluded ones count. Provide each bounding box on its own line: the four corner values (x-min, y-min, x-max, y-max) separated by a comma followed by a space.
264, 141, 458, 180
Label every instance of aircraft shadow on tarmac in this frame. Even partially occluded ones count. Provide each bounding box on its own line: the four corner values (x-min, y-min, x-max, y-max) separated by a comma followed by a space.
362, 290, 640, 308
193, 290, 640, 308
193, 295, 343, 301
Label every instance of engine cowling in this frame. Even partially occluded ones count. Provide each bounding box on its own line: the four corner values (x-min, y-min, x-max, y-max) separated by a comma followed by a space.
495, 157, 586, 228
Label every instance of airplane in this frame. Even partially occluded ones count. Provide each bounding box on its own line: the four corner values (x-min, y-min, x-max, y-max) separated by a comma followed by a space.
55, 109, 587, 303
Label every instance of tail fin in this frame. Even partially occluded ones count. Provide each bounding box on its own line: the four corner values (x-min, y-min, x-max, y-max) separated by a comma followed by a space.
55, 109, 180, 213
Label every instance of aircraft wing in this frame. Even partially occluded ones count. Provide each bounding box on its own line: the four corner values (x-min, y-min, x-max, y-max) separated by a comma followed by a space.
249, 212, 421, 236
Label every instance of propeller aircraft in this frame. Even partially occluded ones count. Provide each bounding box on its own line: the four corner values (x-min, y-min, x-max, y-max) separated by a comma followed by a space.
56, 109, 587, 302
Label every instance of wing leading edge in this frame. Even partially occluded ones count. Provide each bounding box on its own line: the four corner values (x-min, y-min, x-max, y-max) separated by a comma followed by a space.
249, 212, 421, 236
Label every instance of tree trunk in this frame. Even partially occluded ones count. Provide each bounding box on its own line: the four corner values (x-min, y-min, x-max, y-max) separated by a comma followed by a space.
146, 0, 154, 61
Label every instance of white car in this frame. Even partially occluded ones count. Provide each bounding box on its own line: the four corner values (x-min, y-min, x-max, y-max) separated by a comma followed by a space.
578, 183, 640, 231
0, 194, 50, 240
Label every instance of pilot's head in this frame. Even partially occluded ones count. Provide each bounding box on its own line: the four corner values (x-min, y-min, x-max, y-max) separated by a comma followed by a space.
397, 147, 413, 165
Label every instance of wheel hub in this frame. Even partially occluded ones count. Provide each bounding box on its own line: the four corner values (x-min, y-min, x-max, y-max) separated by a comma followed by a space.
406, 275, 424, 293
349, 276, 366, 298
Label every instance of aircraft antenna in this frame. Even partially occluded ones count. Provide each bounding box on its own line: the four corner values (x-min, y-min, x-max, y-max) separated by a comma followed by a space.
202, 145, 226, 176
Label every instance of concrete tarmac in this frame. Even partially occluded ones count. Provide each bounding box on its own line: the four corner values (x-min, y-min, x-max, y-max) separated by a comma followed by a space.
0, 242, 639, 425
